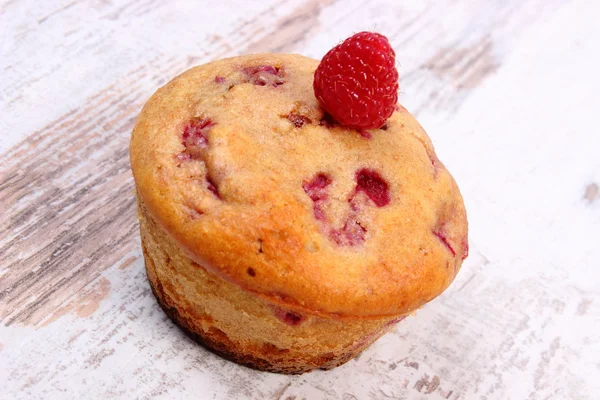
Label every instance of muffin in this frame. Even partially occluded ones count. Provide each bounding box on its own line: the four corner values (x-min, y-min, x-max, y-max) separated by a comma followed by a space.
130, 42, 468, 374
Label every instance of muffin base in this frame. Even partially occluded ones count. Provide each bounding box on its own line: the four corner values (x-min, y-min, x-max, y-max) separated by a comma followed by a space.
147, 258, 357, 374
139, 200, 404, 374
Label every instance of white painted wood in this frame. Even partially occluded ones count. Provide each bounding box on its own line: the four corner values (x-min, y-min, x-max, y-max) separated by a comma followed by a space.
1, 0, 599, 399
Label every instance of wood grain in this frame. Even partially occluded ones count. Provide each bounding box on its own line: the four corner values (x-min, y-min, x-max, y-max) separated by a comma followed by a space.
0, 0, 337, 328
2, 0, 600, 399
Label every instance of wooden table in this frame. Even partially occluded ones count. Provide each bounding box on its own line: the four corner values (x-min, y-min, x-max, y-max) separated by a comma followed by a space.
2, 0, 599, 398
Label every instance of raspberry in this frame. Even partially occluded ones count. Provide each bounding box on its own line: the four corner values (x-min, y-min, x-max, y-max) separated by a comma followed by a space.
355, 169, 390, 207
330, 217, 366, 246
182, 118, 213, 153
177, 118, 214, 163
314, 32, 399, 130
303, 173, 331, 201
303, 173, 332, 222
244, 65, 285, 87
433, 224, 469, 260
433, 228, 456, 257
274, 308, 304, 326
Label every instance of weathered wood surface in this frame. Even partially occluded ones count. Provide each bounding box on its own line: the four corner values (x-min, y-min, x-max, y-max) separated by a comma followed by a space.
1, 0, 599, 398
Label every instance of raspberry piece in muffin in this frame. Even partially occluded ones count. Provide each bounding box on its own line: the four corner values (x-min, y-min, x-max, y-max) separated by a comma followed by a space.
181, 118, 213, 159
244, 65, 285, 87
433, 227, 457, 257
274, 308, 305, 326
303, 173, 332, 222
355, 168, 390, 207
330, 217, 366, 247
303, 173, 331, 202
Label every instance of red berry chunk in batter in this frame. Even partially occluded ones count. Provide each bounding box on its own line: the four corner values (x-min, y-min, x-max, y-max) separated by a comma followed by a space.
302, 171, 391, 247
244, 65, 285, 87
274, 308, 304, 326
182, 118, 213, 154
433, 227, 456, 257
303, 173, 331, 222
355, 169, 390, 207
303, 173, 331, 201
330, 217, 366, 246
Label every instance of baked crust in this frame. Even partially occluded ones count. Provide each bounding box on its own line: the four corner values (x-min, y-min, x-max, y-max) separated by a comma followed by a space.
147, 260, 388, 374
130, 53, 467, 317
140, 201, 402, 374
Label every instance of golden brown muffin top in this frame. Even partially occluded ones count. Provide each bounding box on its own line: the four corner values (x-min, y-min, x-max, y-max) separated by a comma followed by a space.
130, 53, 468, 318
